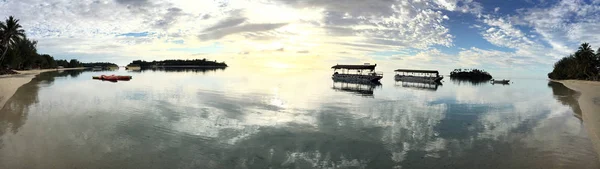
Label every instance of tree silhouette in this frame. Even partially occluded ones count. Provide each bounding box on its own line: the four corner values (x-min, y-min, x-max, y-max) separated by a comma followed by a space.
548, 43, 600, 80
0, 16, 26, 65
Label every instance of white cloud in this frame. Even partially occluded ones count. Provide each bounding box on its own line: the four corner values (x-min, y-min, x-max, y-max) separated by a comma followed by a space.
517, 0, 600, 56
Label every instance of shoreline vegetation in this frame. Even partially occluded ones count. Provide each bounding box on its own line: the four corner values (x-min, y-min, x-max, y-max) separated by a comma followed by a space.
0, 16, 119, 75
548, 43, 600, 81
126, 59, 228, 69
449, 69, 493, 80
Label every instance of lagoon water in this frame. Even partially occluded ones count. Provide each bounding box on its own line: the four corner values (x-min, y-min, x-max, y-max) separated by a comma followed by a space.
0, 68, 598, 169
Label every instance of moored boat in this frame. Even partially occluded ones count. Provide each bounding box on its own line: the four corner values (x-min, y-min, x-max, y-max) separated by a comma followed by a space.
491, 79, 510, 84
93, 75, 132, 81
394, 69, 443, 83
331, 64, 383, 82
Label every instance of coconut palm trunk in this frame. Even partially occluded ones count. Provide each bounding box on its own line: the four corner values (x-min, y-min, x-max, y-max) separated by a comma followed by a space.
0, 47, 7, 64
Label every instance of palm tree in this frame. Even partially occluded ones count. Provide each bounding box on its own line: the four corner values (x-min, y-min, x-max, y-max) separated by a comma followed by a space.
578, 43, 593, 53
0, 16, 26, 65
574, 43, 598, 79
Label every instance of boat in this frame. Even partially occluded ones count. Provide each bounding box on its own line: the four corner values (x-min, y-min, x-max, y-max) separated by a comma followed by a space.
491, 79, 510, 84
394, 69, 443, 83
92, 75, 132, 81
331, 63, 383, 82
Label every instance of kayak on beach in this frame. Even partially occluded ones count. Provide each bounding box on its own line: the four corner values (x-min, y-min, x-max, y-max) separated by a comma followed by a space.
92, 75, 132, 81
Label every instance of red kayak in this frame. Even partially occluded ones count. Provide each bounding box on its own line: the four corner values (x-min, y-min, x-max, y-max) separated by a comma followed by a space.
93, 75, 132, 81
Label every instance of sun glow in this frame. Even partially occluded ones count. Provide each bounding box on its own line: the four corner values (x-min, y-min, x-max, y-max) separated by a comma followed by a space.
265, 61, 292, 69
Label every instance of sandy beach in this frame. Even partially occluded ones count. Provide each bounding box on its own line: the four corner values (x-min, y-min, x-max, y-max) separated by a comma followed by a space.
556, 80, 600, 159
0, 68, 85, 109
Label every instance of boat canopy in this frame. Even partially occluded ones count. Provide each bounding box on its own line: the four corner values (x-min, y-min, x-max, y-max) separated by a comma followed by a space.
394, 69, 439, 75
332, 64, 377, 70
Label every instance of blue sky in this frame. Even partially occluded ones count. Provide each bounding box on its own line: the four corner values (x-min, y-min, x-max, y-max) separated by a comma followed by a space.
1, 0, 599, 77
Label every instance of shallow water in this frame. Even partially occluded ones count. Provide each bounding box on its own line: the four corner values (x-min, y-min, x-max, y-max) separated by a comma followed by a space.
0, 68, 597, 169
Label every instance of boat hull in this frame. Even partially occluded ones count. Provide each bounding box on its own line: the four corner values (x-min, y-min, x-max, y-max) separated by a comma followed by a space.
394, 75, 443, 83
491, 80, 510, 84
93, 75, 132, 81
332, 74, 382, 83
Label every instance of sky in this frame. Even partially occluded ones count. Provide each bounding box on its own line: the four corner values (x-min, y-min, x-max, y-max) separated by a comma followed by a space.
1, 0, 600, 77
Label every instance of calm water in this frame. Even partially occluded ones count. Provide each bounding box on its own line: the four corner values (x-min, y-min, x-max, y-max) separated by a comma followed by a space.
0, 68, 598, 169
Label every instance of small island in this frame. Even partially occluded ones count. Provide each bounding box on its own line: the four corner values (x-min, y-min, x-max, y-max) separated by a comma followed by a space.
449, 69, 493, 80
126, 59, 228, 69
82, 62, 118, 68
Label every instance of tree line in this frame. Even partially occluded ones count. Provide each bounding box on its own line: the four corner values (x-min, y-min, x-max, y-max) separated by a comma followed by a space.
128, 59, 228, 67
449, 68, 493, 80
548, 43, 600, 80
0, 16, 116, 73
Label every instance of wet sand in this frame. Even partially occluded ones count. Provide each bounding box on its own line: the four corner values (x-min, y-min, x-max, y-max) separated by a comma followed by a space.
556, 80, 600, 160
0, 68, 85, 109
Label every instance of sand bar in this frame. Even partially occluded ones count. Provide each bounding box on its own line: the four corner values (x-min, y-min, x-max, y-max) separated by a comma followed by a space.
0, 68, 85, 109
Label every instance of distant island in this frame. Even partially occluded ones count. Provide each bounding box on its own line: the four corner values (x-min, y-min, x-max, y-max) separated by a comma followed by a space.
81, 62, 118, 68
548, 43, 600, 81
126, 59, 228, 68
449, 69, 492, 80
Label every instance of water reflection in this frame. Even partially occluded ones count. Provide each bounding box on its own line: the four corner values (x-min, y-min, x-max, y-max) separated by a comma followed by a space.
137, 67, 227, 73
331, 79, 381, 97
450, 78, 489, 86
0, 69, 598, 169
0, 69, 85, 141
548, 81, 582, 118
394, 80, 442, 91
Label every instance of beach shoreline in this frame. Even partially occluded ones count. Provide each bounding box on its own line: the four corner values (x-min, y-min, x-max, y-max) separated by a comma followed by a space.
0, 68, 85, 109
554, 80, 600, 160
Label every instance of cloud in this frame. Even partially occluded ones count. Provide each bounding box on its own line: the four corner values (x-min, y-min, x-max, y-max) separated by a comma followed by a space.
115, 0, 149, 5
516, 0, 600, 55
270, 0, 465, 49
153, 7, 185, 29
480, 16, 536, 49
198, 23, 288, 40
203, 17, 247, 32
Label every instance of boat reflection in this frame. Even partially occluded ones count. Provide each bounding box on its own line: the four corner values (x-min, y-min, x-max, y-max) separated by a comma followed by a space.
394, 79, 442, 91
332, 79, 382, 97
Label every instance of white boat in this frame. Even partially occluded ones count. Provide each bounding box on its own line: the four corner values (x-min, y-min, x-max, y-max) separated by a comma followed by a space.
394, 69, 443, 83
332, 64, 383, 82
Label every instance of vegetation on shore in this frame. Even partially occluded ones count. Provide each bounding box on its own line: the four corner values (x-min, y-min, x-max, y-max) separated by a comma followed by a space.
0, 16, 117, 75
548, 43, 600, 80
81, 62, 118, 68
127, 59, 228, 68
449, 69, 492, 80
